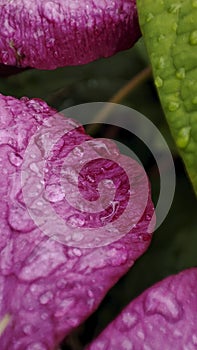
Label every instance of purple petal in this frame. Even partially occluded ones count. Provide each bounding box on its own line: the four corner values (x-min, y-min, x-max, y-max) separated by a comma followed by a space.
0, 0, 141, 69
0, 94, 154, 350
87, 268, 197, 350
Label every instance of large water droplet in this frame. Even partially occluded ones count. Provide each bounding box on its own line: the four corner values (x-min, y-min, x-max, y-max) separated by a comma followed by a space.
137, 330, 145, 340
155, 76, 163, 88
146, 13, 154, 22
189, 30, 197, 45
8, 205, 35, 233
67, 214, 85, 228
39, 291, 53, 305
192, 334, 197, 345
144, 287, 183, 323
8, 152, 23, 167
176, 68, 185, 79
116, 311, 139, 331
176, 127, 191, 149
168, 101, 180, 112
73, 146, 84, 157
23, 324, 33, 335
122, 339, 133, 350
168, 4, 181, 13
44, 184, 65, 203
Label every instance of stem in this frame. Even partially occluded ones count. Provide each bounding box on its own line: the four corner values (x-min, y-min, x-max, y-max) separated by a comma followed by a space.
86, 66, 152, 135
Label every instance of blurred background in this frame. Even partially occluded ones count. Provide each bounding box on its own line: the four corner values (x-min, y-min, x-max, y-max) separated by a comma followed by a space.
0, 38, 196, 349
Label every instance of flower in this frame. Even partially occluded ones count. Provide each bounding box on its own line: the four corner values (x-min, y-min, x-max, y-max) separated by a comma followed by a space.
87, 268, 197, 350
0, 94, 154, 350
0, 0, 141, 69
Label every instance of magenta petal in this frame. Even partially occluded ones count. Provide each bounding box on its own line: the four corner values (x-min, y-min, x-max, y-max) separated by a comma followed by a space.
0, 94, 154, 350
0, 0, 141, 69
87, 268, 197, 350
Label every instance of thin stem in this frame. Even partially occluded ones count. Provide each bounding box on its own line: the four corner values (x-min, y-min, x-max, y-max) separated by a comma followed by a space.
86, 65, 152, 135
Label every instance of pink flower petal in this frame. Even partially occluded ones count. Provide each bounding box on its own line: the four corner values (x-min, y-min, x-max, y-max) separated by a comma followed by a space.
0, 94, 154, 350
87, 268, 197, 350
0, 0, 141, 69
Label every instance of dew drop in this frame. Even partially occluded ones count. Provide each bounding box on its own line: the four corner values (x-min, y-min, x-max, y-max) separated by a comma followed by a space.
73, 146, 84, 157
146, 13, 154, 22
189, 30, 197, 45
23, 324, 33, 335
176, 67, 185, 79
155, 76, 163, 88
67, 214, 85, 228
168, 4, 181, 14
44, 184, 65, 203
116, 311, 139, 331
8, 152, 23, 167
8, 206, 35, 233
137, 330, 145, 340
192, 334, 197, 345
172, 23, 178, 32
168, 101, 180, 111
144, 287, 183, 323
157, 56, 165, 70
26, 342, 47, 350
72, 248, 82, 257
122, 339, 133, 350
40, 313, 48, 320
71, 231, 84, 242
176, 127, 191, 149
39, 291, 53, 305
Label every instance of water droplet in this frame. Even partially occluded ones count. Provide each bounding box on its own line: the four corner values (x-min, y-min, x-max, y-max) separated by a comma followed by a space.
116, 311, 138, 331
144, 287, 183, 323
137, 330, 145, 340
62, 167, 78, 185
189, 30, 197, 45
173, 329, 182, 338
39, 291, 53, 305
29, 162, 40, 174
155, 76, 163, 88
8, 152, 23, 167
40, 313, 48, 320
157, 56, 165, 70
172, 23, 178, 32
26, 342, 47, 350
73, 146, 84, 157
168, 101, 180, 111
71, 231, 84, 242
146, 13, 154, 22
23, 324, 33, 335
176, 68, 185, 79
176, 127, 191, 149
158, 34, 165, 42
67, 214, 85, 228
122, 339, 133, 350
143, 345, 152, 350
8, 205, 35, 233
192, 334, 197, 345
102, 179, 114, 189
72, 248, 82, 257
44, 184, 65, 203
168, 4, 181, 13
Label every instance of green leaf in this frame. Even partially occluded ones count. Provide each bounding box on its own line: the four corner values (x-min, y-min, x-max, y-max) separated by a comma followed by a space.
137, 0, 197, 195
